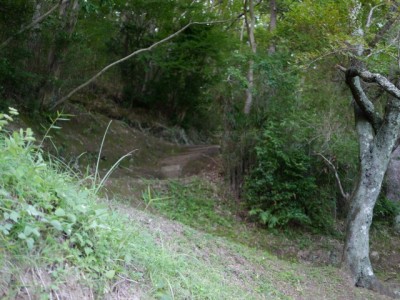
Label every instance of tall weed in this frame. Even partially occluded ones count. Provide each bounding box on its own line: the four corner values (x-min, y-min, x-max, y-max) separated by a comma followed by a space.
0, 111, 136, 287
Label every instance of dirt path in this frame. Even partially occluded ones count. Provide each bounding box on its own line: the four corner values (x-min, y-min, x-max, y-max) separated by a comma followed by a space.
159, 145, 220, 178
21, 110, 222, 181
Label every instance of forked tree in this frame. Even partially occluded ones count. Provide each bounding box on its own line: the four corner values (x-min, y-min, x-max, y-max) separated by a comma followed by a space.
338, 0, 400, 295
339, 65, 400, 296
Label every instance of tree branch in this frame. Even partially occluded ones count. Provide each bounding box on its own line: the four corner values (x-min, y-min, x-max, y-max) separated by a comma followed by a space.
50, 20, 229, 110
368, 1, 400, 49
315, 153, 349, 201
227, 0, 262, 29
366, 4, 385, 29
345, 67, 400, 99
337, 65, 383, 132
0, 1, 62, 50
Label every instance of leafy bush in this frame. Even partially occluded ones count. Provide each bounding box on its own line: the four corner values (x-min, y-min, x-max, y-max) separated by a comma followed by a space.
0, 110, 136, 283
373, 196, 400, 225
244, 122, 331, 229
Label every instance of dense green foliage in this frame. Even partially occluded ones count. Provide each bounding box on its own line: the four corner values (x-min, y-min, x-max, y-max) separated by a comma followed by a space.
245, 122, 332, 230
0, 0, 399, 235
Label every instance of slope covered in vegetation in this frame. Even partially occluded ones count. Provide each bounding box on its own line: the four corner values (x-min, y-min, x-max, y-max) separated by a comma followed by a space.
2, 0, 400, 296
0, 111, 396, 299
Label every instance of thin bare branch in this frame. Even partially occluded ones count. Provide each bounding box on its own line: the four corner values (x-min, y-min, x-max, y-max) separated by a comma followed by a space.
0, 1, 61, 50
336, 65, 347, 72
227, 0, 262, 29
50, 20, 229, 110
306, 49, 348, 69
316, 153, 349, 201
366, 4, 384, 28
368, 1, 400, 48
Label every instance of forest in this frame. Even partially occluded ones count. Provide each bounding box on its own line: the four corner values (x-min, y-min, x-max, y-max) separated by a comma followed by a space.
1, 0, 400, 299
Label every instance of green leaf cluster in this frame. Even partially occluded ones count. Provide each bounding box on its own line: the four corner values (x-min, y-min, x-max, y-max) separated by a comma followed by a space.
245, 122, 332, 230
372, 196, 400, 226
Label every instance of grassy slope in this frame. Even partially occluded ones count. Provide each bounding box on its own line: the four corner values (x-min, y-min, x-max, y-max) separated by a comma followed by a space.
110, 199, 389, 300
0, 113, 394, 300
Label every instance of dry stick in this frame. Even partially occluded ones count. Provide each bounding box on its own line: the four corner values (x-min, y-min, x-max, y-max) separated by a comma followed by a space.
19, 274, 32, 300
336, 65, 347, 73
0, 2, 61, 50
316, 152, 349, 201
51, 20, 228, 110
366, 4, 385, 29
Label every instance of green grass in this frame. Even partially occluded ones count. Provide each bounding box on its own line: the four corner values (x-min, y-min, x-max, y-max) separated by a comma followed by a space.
0, 119, 283, 299
141, 178, 234, 229
0, 115, 392, 300
0, 125, 140, 296
139, 178, 329, 255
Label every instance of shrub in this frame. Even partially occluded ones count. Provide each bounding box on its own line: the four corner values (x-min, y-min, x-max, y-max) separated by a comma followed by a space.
244, 122, 332, 230
0, 110, 134, 282
373, 196, 400, 226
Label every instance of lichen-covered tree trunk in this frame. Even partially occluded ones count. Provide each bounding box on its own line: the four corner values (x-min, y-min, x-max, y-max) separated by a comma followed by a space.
343, 116, 390, 290
344, 129, 399, 294
339, 2, 400, 293
386, 146, 400, 202
341, 70, 400, 295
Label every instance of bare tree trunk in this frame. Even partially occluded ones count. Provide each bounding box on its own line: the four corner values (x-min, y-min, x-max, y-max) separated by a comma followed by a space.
343, 105, 384, 290
339, 3, 400, 295
338, 64, 400, 296
244, 0, 256, 115
268, 0, 277, 54
39, 0, 80, 109
343, 98, 400, 294
386, 146, 400, 202
27, 1, 44, 75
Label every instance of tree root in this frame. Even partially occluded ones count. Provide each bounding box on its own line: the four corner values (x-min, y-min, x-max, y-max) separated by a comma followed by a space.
357, 275, 399, 299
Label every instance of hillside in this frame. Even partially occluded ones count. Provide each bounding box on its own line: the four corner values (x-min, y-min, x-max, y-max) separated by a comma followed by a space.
0, 108, 398, 299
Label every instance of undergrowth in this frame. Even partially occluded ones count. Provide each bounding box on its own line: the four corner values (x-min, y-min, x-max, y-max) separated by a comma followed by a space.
140, 178, 282, 249
244, 122, 333, 231
142, 179, 234, 230
0, 111, 278, 299
0, 110, 141, 296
